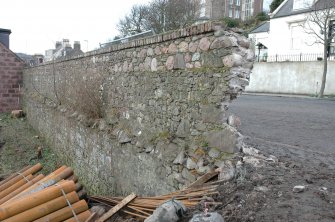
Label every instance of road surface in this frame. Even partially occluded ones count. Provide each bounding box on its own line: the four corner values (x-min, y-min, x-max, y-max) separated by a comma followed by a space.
229, 94, 335, 168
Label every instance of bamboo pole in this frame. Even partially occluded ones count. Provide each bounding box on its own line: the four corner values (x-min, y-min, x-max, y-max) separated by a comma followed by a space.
0, 163, 42, 192
0, 174, 34, 200
0, 180, 76, 220
34, 199, 88, 222
0, 166, 31, 187
3, 191, 79, 222
0, 174, 45, 205
11, 167, 73, 200
65, 210, 92, 222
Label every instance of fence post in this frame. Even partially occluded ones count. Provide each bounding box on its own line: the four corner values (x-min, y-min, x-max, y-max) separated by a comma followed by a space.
276, 54, 278, 62
300, 53, 302, 61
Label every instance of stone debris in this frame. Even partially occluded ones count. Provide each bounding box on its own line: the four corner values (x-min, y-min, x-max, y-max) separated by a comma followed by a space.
10, 110, 23, 118
190, 212, 225, 222
173, 150, 185, 164
144, 200, 186, 222
293, 185, 306, 193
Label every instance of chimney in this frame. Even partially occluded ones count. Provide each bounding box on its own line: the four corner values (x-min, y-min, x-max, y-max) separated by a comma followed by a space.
55, 41, 62, 49
73, 41, 81, 51
0, 28, 11, 48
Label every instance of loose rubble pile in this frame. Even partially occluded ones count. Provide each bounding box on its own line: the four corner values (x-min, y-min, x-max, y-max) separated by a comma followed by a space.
0, 163, 91, 222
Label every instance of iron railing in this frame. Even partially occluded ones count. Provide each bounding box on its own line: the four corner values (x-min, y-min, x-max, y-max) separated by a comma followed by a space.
255, 53, 335, 62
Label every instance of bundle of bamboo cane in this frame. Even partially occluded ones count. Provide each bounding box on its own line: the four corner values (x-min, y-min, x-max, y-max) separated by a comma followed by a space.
0, 164, 92, 222
90, 184, 220, 220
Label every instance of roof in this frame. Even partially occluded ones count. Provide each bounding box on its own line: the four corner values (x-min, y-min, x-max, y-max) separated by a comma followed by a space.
272, 0, 335, 19
0, 28, 11, 34
250, 22, 270, 33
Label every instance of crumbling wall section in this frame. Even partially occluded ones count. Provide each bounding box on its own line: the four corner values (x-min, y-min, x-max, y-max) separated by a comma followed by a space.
23, 22, 253, 195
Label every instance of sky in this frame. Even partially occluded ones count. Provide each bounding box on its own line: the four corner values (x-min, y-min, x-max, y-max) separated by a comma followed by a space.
1, 0, 272, 55
1, 0, 151, 54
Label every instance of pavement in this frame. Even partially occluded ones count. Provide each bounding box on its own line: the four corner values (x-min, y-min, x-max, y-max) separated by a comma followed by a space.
229, 94, 335, 167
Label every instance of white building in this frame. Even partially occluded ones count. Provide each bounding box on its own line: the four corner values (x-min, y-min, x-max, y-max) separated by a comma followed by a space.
249, 0, 335, 61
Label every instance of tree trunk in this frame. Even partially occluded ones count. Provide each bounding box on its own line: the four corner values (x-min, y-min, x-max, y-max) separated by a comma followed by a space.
318, 38, 328, 98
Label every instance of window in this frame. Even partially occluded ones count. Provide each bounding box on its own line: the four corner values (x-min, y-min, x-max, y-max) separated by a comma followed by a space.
290, 25, 302, 50
200, 5, 206, 17
236, 0, 240, 6
329, 20, 335, 55
235, 9, 240, 18
229, 0, 233, 4
229, 9, 233, 17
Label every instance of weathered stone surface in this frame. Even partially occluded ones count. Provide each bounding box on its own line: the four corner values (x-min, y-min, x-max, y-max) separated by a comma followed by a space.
293, 185, 305, 193
223, 53, 243, 67
173, 53, 186, 69
178, 41, 189, 52
176, 119, 190, 138
186, 158, 197, 170
190, 212, 225, 222
23, 22, 253, 196
192, 52, 201, 61
117, 130, 131, 144
208, 148, 220, 158
205, 129, 238, 153
144, 57, 152, 71
147, 47, 154, 56
166, 56, 174, 70
145, 200, 186, 222
189, 41, 198, 52
151, 58, 157, 71
202, 52, 224, 68
168, 43, 178, 53
182, 167, 196, 181
199, 37, 211, 51
154, 46, 161, 55
173, 150, 185, 164
210, 36, 232, 49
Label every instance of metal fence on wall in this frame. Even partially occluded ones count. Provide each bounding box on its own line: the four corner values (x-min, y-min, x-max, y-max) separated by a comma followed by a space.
255, 53, 335, 62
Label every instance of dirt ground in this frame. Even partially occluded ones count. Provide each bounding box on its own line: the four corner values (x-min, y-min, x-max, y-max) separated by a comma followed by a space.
1, 94, 335, 222
0, 113, 60, 178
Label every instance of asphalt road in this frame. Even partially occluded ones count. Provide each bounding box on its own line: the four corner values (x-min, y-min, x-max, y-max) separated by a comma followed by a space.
229, 95, 335, 156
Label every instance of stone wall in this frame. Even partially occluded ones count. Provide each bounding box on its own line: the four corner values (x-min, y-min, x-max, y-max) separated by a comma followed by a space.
0, 42, 24, 112
23, 22, 253, 195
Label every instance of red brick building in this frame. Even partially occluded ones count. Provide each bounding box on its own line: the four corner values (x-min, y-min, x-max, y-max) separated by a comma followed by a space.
0, 28, 25, 112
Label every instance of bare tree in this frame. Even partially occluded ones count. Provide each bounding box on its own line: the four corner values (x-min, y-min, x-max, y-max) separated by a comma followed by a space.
303, 0, 335, 98
117, 0, 201, 36
146, 0, 201, 33
117, 4, 150, 37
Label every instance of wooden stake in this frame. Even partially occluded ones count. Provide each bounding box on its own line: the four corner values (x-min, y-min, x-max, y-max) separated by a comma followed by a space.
97, 193, 136, 222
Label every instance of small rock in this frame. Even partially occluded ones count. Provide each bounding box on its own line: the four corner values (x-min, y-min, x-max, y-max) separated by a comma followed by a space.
173, 151, 185, 164
11, 110, 24, 118
118, 130, 131, 144
197, 166, 211, 175
243, 156, 264, 167
293, 185, 305, 193
216, 161, 235, 182
227, 115, 241, 127
182, 168, 196, 182
254, 186, 269, 192
186, 158, 197, 170
145, 145, 154, 153
192, 52, 201, 61
190, 212, 224, 222
90, 205, 106, 217
304, 174, 313, 184
98, 119, 107, 131
145, 200, 187, 222
208, 148, 220, 159
199, 37, 211, 51
265, 155, 278, 163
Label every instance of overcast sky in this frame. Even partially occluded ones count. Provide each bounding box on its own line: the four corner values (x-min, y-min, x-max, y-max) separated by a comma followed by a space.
1, 0, 271, 55
1, 0, 151, 54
